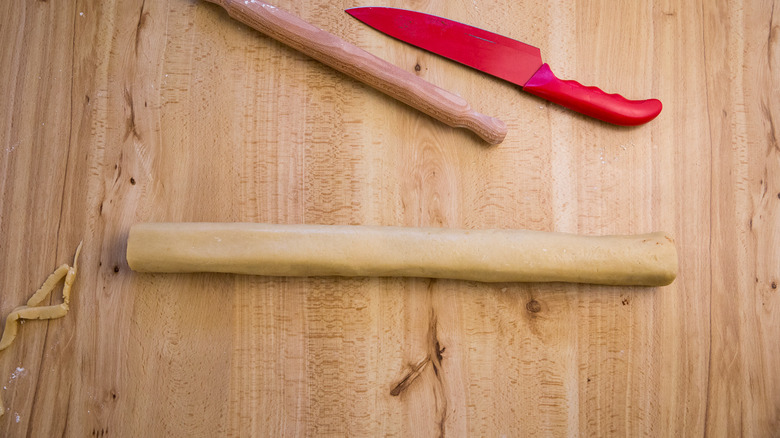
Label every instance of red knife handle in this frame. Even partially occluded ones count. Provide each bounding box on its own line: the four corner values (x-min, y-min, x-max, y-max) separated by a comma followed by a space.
523, 64, 662, 126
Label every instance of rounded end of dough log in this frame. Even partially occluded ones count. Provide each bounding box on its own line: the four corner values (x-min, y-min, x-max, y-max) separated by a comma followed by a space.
637, 232, 678, 286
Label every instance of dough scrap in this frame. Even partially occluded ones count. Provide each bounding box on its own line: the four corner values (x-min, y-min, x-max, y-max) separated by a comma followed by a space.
0, 242, 82, 416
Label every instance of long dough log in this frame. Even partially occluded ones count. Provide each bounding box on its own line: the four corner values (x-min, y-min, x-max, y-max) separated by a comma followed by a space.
126, 223, 677, 286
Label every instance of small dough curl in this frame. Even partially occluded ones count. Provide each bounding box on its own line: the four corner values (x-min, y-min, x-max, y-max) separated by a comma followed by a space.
0, 242, 82, 416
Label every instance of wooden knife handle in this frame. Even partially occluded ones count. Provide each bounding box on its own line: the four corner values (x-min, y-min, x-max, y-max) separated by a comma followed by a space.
204, 0, 507, 144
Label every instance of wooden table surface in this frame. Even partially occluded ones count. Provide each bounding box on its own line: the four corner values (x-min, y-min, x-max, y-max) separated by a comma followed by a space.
1, 0, 778, 436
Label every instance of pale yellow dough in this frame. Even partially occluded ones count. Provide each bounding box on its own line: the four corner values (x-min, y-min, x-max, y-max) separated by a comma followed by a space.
126, 223, 678, 286
0, 242, 82, 416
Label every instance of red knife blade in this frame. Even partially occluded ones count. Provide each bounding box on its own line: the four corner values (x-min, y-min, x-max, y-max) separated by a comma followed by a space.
347, 7, 662, 126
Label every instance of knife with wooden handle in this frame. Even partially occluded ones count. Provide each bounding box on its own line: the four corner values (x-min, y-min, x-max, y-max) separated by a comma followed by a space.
203, 0, 507, 144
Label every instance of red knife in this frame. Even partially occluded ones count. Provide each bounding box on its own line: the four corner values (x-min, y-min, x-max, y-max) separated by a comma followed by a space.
347, 7, 662, 126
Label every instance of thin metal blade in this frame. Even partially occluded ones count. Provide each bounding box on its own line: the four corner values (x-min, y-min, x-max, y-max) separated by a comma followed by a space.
346, 7, 544, 87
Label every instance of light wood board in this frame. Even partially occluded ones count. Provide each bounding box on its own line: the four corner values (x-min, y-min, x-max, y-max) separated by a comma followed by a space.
0, 0, 778, 436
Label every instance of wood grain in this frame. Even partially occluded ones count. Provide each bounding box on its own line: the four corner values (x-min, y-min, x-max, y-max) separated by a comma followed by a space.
0, 0, 777, 436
